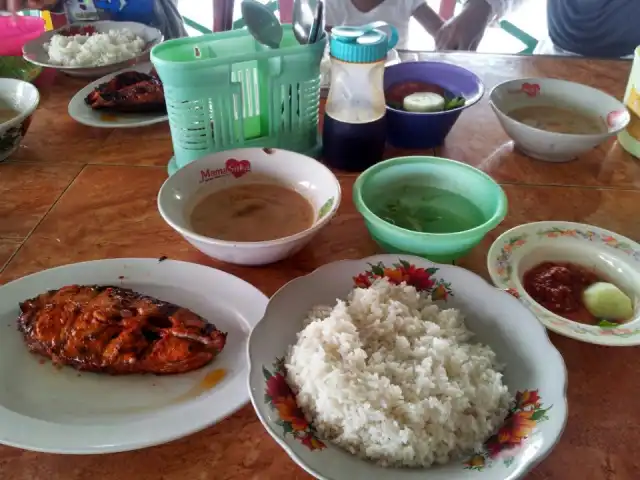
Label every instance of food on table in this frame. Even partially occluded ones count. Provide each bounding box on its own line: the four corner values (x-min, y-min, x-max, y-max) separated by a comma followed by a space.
44, 28, 146, 68
85, 71, 166, 113
385, 81, 466, 113
522, 261, 632, 324
18, 285, 227, 374
285, 278, 512, 467
190, 182, 315, 242
372, 184, 485, 233
583, 282, 634, 322
508, 105, 607, 135
0, 99, 19, 124
402, 92, 445, 113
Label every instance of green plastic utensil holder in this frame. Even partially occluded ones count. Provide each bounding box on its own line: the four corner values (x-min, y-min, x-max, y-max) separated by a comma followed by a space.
151, 26, 326, 174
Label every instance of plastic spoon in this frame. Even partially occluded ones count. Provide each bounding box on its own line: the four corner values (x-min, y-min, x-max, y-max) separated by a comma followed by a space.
241, 0, 283, 49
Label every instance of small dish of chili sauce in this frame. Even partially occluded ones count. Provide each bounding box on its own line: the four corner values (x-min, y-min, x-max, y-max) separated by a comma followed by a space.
522, 262, 602, 324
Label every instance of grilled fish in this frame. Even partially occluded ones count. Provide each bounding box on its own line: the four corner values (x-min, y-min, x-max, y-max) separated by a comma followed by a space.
18, 285, 226, 375
85, 71, 166, 113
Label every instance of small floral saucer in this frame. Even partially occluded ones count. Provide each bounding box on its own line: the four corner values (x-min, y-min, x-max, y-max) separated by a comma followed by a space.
487, 221, 640, 346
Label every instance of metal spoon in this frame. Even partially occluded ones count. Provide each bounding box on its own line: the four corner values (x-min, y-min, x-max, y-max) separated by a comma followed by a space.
308, 0, 324, 44
241, 0, 283, 49
292, 0, 316, 45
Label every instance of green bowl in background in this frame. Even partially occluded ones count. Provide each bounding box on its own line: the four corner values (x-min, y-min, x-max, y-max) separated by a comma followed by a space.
353, 156, 507, 263
0, 57, 42, 83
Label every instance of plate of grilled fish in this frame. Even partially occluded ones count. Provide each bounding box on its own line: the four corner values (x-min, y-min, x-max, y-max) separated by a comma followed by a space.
0, 258, 268, 454
68, 62, 168, 128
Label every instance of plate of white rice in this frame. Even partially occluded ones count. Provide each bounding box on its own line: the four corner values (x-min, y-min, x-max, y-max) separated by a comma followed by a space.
22, 21, 163, 78
248, 254, 568, 480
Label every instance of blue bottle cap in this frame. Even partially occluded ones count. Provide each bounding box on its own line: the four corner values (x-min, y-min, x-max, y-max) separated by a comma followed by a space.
330, 21, 398, 64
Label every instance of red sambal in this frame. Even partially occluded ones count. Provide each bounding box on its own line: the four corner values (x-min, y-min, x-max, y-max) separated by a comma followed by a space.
522, 262, 601, 324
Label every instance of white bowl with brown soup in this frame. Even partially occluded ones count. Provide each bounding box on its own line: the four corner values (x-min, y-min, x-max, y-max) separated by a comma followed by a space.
489, 78, 630, 162
158, 148, 341, 266
0, 78, 40, 162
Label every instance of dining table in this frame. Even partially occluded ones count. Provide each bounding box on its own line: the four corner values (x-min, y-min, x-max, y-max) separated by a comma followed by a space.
1, 50, 639, 480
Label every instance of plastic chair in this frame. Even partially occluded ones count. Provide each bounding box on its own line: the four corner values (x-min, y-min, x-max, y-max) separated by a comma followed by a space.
498, 19, 538, 55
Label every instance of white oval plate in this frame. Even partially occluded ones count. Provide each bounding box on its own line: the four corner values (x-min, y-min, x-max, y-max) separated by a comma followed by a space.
487, 221, 640, 346
0, 258, 267, 454
68, 62, 168, 129
23, 21, 163, 78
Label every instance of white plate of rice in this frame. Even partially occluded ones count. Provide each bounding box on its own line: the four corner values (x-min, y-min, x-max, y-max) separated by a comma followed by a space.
22, 21, 163, 78
248, 254, 568, 480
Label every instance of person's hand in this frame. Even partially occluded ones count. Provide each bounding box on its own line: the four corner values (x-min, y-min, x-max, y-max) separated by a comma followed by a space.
435, 0, 493, 51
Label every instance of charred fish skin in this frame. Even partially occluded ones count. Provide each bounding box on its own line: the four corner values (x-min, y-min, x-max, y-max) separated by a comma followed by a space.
84, 71, 166, 113
17, 285, 227, 375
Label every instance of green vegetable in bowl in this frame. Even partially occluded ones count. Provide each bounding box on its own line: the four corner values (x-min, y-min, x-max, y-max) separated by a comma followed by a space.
444, 96, 466, 110
583, 282, 634, 322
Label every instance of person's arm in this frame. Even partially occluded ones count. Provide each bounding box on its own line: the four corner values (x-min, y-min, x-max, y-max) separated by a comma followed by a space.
434, 0, 530, 51
412, 2, 444, 38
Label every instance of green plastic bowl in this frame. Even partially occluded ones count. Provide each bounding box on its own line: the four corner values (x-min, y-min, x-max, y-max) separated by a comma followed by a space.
353, 156, 507, 263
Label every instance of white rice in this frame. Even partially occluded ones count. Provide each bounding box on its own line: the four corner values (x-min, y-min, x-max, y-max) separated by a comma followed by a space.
44, 29, 145, 67
286, 278, 512, 467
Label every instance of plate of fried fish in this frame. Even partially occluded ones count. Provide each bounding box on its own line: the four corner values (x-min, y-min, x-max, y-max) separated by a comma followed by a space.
68, 62, 168, 128
0, 258, 268, 454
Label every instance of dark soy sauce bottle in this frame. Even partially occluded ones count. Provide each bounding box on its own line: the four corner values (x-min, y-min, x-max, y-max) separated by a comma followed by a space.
322, 22, 399, 172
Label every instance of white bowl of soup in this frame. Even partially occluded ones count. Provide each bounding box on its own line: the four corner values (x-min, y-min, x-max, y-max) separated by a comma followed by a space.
0, 78, 40, 162
490, 78, 630, 162
158, 148, 341, 266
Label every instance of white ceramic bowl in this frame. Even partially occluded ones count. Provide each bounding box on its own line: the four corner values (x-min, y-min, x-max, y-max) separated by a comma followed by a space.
158, 148, 341, 266
490, 78, 630, 162
23, 21, 163, 78
488, 221, 640, 346
248, 254, 568, 480
0, 78, 39, 162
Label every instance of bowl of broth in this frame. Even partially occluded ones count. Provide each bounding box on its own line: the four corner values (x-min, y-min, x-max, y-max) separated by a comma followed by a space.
0, 78, 40, 162
353, 156, 507, 263
157, 148, 341, 266
384, 62, 484, 149
490, 78, 630, 162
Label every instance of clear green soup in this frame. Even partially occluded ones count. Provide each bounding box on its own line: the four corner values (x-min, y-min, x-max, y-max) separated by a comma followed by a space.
372, 185, 486, 234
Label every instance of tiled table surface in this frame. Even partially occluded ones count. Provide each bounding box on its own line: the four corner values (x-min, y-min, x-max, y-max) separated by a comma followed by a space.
1, 52, 639, 479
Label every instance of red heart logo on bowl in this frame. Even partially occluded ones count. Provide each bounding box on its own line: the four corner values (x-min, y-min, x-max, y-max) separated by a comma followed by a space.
606, 109, 626, 128
521, 83, 541, 97
225, 159, 251, 178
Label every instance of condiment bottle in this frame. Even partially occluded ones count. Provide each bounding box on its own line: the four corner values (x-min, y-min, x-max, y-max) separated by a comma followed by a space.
323, 22, 398, 171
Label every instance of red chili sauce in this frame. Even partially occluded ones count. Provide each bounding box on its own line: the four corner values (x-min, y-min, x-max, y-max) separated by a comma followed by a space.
385, 81, 449, 107
522, 262, 601, 324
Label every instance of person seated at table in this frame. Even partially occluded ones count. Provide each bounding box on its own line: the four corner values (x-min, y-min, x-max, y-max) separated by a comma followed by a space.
325, 0, 444, 49
435, 0, 640, 58
2, 0, 187, 39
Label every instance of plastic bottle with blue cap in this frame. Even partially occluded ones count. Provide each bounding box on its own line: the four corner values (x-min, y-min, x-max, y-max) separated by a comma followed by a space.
322, 21, 398, 171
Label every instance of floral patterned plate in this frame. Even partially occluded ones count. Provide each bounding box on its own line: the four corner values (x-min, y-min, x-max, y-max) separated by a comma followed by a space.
487, 221, 640, 346
248, 254, 568, 480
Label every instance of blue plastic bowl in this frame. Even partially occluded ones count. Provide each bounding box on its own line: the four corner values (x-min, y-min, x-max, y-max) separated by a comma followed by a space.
384, 61, 484, 149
